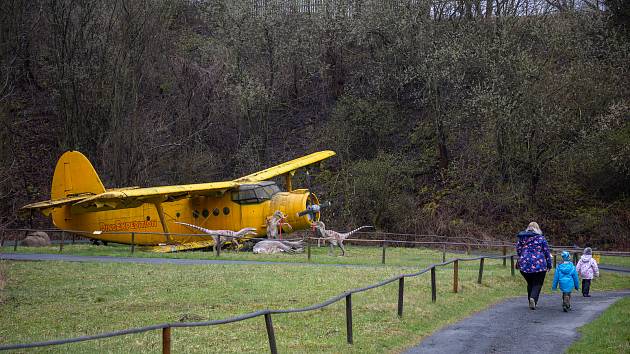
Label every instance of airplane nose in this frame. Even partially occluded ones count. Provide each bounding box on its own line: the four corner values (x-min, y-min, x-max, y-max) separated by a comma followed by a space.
270, 190, 331, 232
298, 193, 331, 221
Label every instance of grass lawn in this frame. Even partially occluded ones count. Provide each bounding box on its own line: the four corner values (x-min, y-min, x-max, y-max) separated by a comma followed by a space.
0, 247, 628, 353
566, 296, 630, 354
599, 255, 630, 268
1, 242, 505, 269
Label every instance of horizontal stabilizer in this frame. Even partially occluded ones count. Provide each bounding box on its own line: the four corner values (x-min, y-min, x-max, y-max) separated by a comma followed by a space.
20, 194, 94, 217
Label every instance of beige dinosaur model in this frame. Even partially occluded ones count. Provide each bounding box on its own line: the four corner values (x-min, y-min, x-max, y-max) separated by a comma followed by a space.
175, 222, 257, 251
311, 221, 372, 256
266, 210, 292, 239
253, 240, 304, 254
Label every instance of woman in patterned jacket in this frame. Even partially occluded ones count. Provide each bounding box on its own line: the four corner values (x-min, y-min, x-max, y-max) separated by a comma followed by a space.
516, 221, 553, 310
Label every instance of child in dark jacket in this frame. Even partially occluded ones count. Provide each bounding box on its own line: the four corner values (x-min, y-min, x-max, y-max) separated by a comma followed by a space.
552, 251, 580, 312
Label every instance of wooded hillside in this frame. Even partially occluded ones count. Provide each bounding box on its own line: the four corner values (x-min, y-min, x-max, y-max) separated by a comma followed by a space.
1, 0, 628, 248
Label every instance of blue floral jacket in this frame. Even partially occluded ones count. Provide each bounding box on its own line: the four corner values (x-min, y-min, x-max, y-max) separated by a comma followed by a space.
516, 231, 552, 273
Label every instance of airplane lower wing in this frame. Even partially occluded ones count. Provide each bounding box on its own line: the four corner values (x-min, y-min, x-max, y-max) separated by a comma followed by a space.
144, 240, 218, 253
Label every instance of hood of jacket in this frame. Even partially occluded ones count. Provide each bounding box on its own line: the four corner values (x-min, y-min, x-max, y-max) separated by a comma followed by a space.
557, 262, 574, 275
517, 230, 540, 238
580, 254, 592, 263
517, 231, 544, 244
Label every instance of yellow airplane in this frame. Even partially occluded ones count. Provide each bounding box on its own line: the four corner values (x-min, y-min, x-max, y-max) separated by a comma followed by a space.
21, 150, 335, 251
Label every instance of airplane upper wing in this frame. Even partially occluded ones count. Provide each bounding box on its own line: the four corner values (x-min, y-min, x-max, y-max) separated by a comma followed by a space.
21, 150, 336, 214
235, 150, 336, 182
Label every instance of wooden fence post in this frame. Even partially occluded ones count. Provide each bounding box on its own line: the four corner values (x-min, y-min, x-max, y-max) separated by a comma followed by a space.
131, 233, 135, 254
345, 294, 353, 344
553, 252, 557, 268
453, 260, 459, 293
510, 256, 515, 276
0, 230, 5, 247
264, 313, 278, 354
16, 230, 27, 251
381, 241, 387, 264
398, 277, 404, 317
442, 244, 446, 263
431, 266, 437, 303
502, 246, 507, 267
215, 237, 221, 257
307, 238, 311, 261
162, 326, 171, 354
71, 233, 75, 244
59, 231, 65, 253
477, 258, 484, 284
466, 244, 471, 255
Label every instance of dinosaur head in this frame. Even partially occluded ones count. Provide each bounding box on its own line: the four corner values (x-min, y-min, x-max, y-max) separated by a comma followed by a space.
311, 221, 324, 229
238, 227, 258, 237
311, 221, 326, 238
268, 210, 287, 224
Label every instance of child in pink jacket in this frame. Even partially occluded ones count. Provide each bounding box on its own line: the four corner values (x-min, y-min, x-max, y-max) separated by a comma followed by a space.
575, 247, 600, 297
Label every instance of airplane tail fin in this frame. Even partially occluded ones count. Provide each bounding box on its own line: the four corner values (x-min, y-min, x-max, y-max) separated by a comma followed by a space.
51, 151, 105, 200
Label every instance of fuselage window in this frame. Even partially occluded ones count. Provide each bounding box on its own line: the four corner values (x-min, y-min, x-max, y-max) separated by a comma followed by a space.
202, 209, 209, 218
223, 207, 230, 215
193, 210, 199, 218
212, 208, 220, 216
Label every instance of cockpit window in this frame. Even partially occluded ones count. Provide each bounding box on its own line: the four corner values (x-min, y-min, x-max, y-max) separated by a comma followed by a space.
263, 185, 280, 196
231, 181, 280, 204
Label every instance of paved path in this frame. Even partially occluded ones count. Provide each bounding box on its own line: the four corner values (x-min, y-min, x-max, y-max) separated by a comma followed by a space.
404, 290, 629, 354
0, 252, 386, 268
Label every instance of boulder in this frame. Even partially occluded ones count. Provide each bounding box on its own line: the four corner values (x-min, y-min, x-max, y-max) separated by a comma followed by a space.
28, 231, 50, 243
20, 232, 51, 247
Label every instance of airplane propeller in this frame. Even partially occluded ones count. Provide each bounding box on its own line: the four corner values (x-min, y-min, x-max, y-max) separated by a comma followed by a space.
298, 200, 331, 218
297, 168, 332, 220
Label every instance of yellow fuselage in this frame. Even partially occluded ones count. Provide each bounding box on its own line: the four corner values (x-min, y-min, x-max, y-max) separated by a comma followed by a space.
51, 189, 314, 245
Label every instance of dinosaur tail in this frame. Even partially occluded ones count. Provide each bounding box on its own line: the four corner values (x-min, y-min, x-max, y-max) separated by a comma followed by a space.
341, 226, 373, 238
175, 222, 256, 239
174, 222, 214, 235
